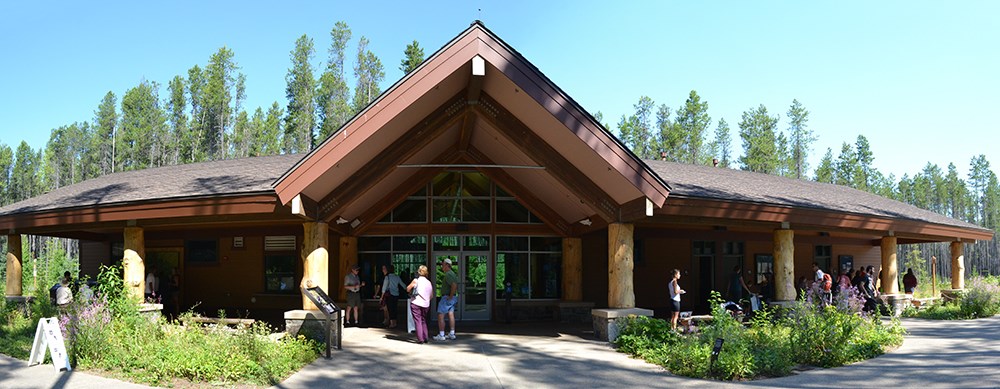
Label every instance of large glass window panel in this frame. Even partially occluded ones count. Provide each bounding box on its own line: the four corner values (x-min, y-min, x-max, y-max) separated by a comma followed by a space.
264, 254, 296, 293
392, 253, 426, 286
393, 236, 427, 251
432, 199, 462, 222
432, 235, 460, 251
464, 236, 490, 251
432, 173, 460, 196
462, 172, 490, 196
497, 199, 530, 223
531, 237, 562, 252
496, 236, 528, 251
462, 199, 490, 222
531, 253, 561, 299
357, 252, 390, 297
392, 199, 427, 222
496, 253, 529, 298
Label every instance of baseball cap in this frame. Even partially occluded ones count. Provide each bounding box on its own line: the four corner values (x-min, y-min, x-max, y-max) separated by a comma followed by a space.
443, 258, 453, 266
351, 264, 360, 270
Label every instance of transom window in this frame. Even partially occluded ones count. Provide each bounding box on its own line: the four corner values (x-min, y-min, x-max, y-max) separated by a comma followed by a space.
377, 171, 542, 225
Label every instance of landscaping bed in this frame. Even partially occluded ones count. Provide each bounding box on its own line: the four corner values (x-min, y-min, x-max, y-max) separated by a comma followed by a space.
614, 289, 905, 380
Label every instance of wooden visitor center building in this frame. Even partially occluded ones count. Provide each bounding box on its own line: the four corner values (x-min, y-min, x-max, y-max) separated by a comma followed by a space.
1, 23, 992, 327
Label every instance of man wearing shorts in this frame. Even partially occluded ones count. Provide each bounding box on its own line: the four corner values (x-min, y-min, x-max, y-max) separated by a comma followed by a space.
433, 258, 459, 341
344, 264, 365, 326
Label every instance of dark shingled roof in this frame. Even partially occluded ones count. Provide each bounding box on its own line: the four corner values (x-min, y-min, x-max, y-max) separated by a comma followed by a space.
0, 153, 989, 237
646, 160, 989, 232
0, 154, 305, 216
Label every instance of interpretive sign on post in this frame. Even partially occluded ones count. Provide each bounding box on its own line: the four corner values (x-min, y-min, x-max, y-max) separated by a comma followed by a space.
28, 317, 72, 372
302, 286, 341, 357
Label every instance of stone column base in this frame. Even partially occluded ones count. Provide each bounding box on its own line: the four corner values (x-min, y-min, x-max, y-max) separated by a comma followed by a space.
285, 309, 340, 345
591, 307, 653, 343
941, 289, 964, 302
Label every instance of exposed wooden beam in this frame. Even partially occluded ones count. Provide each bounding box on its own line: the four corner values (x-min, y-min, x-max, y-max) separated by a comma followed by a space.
290, 193, 320, 220
457, 111, 476, 153
618, 197, 653, 222
349, 151, 461, 235
463, 147, 572, 236
467, 55, 485, 102
318, 93, 470, 219
473, 93, 619, 222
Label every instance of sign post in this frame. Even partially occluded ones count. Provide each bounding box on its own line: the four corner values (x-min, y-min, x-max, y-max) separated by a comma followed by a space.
709, 338, 724, 377
302, 286, 341, 358
28, 317, 72, 372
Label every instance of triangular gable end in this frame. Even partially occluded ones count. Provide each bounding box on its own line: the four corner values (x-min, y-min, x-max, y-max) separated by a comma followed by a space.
274, 21, 670, 231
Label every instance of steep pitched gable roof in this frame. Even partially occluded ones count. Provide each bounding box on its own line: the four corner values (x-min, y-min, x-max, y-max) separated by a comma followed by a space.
273, 21, 670, 229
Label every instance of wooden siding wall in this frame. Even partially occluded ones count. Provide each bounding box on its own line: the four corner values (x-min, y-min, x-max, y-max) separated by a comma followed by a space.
581, 229, 609, 307
624, 228, 883, 314
79, 240, 110, 280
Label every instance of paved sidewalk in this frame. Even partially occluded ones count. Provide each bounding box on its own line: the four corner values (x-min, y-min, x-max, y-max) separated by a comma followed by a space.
3, 317, 999, 388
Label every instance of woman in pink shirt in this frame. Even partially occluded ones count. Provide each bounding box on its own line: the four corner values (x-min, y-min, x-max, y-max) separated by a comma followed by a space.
406, 265, 433, 343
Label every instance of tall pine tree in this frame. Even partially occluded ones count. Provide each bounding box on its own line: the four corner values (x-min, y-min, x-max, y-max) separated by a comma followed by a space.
737, 104, 780, 174
316, 22, 353, 142
352, 36, 385, 113
284, 34, 317, 153
399, 40, 425, 73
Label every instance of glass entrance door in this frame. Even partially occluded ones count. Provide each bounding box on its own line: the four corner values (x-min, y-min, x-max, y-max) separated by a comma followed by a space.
431, 235, 491, 321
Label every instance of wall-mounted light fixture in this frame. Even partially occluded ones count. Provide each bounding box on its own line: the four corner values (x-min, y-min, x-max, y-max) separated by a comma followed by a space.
350, 218, 361, 228
335, 217, 349, 224
579, 218, 592, 226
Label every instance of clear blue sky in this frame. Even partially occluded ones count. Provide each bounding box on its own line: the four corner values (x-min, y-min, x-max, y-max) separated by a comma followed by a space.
1, 1, 997, 180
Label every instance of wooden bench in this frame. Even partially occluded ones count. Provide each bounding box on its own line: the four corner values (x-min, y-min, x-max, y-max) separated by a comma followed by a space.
912, 297, 941, 309
182, 317, 256, 327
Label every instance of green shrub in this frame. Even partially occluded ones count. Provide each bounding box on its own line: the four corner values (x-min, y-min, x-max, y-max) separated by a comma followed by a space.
613, 290, 904, 381
906, 276, 1000, 320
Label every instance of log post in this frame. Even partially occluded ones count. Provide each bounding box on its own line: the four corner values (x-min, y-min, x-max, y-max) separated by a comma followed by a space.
880, 236, 899, 294
773, 229, 795, 301
951, 241, 964, 290
562, 237, 583, 301
123, 227, 146, 301
338, 236, 357, 302
608, 223, 634, 309
301, 222, 329, 310
5, 234, 22, 297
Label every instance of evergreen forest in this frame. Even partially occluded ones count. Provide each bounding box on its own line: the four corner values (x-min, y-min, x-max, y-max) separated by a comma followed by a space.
0, 21, 996, 292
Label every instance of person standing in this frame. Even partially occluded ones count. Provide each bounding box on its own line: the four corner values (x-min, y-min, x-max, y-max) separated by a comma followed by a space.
668, 269, 685, 330
145, 266, 159, 301
406, 265, 433, 343
379, 264, 406, 328
434, 258, 460, 341
903, 268, 918, 295
344, 264, 365, 326
728, 265, 750, 303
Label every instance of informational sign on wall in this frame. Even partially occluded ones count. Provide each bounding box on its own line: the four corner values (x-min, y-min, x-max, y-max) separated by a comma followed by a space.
28, 317, 72, 372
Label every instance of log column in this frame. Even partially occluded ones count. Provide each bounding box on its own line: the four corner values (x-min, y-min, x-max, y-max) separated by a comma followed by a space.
123, 227, 146, 301
562, 237, 583, 301
5, 234, 22, 297
951, 242, 965, 289
338, 236, 357, 301
773, 229, 795, 301
880, 236, 899, 294
608, 223, 634, 309
301, 222, 329, 310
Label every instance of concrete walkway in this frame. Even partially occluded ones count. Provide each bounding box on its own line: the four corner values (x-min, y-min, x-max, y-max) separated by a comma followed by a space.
3, 317, 1000, 388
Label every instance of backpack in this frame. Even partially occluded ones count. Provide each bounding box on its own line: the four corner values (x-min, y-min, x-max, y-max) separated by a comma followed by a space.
822, 273, 833, 292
